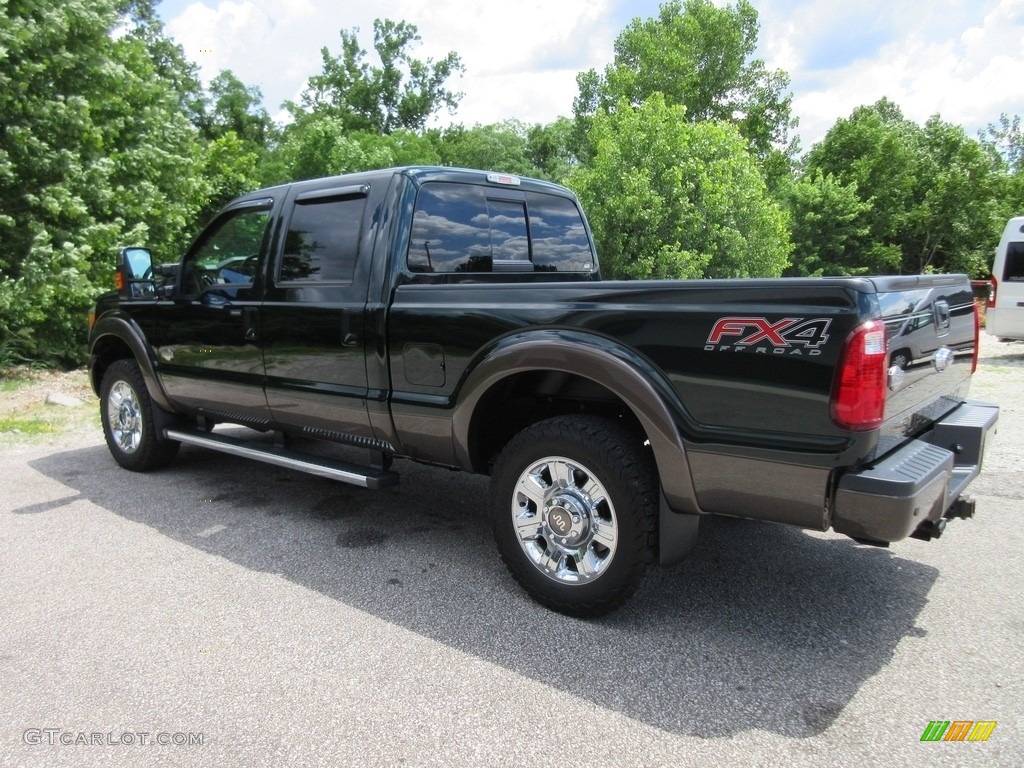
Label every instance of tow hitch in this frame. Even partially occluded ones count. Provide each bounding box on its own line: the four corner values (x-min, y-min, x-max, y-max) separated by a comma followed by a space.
944, 495, 977, 520
910, 519, 946, 541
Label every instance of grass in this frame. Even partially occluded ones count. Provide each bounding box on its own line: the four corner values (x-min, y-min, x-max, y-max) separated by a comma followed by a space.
0, 373, 34, 393
0, 415, 61, 435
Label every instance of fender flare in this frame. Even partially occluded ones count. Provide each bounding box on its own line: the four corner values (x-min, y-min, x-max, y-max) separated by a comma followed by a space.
451, 328, 703, 518
89, 312, 175, 413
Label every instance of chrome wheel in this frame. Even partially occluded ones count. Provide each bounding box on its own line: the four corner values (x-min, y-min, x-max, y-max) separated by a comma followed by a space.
511, 455, 618, 584
107, 380, 144, 454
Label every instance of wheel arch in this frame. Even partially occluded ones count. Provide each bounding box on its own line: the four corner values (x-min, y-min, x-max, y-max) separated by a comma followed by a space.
452, 329, 702, 517
89, 313, 174, 412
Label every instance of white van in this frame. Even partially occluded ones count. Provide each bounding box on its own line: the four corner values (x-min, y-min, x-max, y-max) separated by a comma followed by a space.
987, 215, 1024, 341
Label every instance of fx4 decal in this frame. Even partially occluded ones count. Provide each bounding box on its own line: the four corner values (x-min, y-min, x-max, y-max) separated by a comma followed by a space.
705, 317, 832, 355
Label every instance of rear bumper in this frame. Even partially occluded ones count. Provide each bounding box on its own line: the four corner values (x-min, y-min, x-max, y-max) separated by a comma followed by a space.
985, 307, 1024, 341
832, 401, 999, 543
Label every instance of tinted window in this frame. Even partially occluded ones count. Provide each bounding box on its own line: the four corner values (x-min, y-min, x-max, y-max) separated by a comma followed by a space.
279, 196, 365, 283
488, 199, 529, 263
526, 192, 594, 272
1004, 242, 1024, 282
408, 183, 492, 273
408, 182, 594, 274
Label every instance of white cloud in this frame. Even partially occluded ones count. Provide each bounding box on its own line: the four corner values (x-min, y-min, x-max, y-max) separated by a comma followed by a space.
161, 0, 1024, 147
164, 0, 616, 125
763, 0, 1024, 149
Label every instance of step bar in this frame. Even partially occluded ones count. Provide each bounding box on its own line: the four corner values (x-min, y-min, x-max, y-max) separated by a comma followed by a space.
164, 428, 400, 490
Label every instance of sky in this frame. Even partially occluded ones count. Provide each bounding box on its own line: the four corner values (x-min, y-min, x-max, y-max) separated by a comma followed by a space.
158, 0, 1024, 151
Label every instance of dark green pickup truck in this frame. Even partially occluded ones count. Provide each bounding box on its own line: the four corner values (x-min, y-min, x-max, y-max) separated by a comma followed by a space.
87, 166, 998, 616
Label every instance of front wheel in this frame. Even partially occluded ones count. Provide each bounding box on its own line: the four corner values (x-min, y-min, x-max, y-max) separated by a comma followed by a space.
490, 415, 658, 617
100, 359, 180, 471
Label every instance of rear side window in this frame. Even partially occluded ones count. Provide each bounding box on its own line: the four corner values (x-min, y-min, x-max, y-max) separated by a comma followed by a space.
1003, 242, 1024, 282
407, 182, 593, 274
526, 192, 594, 272
279, 195, 366, 283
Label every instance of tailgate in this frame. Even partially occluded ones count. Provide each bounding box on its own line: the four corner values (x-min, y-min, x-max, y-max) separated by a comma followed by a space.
873, 274, 976, 445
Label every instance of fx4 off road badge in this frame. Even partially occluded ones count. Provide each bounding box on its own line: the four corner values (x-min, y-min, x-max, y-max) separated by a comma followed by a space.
706, 317, 832, 356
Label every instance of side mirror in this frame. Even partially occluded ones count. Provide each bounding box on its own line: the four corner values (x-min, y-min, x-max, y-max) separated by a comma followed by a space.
117, 246, 156, 298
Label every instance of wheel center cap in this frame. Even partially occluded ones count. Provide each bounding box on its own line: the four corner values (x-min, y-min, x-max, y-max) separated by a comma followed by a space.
545, 495, 590, 546
548, 506, 574, 537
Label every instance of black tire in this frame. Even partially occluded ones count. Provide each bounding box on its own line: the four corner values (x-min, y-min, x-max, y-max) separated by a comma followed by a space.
490, 415, 658, 618
99, 359, 180, 471
890, 349, 910, 369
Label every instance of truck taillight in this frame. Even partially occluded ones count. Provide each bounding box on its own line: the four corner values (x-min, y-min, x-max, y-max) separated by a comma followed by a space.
989, 275, 997, 308
973, 300, 980, 374
831, 320, 887, 431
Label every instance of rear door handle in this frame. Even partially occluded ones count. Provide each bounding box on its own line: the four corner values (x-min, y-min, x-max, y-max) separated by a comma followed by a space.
341, 312, 359, 347
243, 306, 259, 342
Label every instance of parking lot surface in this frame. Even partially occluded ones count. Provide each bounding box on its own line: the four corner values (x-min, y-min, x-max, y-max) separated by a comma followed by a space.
1, 335, 1021, 767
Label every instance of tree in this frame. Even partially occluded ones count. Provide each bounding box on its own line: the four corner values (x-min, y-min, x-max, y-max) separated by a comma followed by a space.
296, 19, 463, 135
981, 113, 1024, 220
784, 173, 881, 276
203, 70, 274, 148
0, 0, 207, 365
573, 0, 795, 185
433, 121, 537, 176
567, 95, 790, 280
804, 100, 1004, 276
982, 113, 1023, 174
526, 117, 577, 183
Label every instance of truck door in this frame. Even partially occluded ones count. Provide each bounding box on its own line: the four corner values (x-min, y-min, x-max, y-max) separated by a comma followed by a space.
151, 200, 275, 428
259, 184, 376, 442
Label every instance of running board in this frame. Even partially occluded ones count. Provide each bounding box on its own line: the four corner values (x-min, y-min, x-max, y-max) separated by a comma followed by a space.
164, 428, 399, 490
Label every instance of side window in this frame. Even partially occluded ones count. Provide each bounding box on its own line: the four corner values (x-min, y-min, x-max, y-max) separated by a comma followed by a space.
183, 206, 270, 296
1004, 242, 1024, 282
279, 196, 366, 283
526, 192, 594, 272
407, 183, 595, 275
408, 183, 492, 273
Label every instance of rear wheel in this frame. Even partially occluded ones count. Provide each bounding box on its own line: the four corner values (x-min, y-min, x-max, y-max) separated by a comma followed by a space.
890, 349, 910, 369
490, 415, 658, 617
100, 359, 179, 471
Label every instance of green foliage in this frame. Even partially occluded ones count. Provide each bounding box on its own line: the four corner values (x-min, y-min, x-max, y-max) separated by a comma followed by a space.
296, 19, 464, 135
0, 0, 208, 366
784, 172, 882, 276
804, 100, 1005, 278
567, 95, 790, 280
434, 121, 536, 176
525, 118, 577, 183
982, 113, 1023, 173
573, 0, 795, 186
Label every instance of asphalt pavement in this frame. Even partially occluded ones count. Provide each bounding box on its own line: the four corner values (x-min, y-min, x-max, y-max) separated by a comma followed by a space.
1, 335, 1022, 767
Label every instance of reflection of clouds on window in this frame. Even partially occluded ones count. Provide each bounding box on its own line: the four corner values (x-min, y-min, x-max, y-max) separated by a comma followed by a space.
408, 182, 594, 274
494, 235, 529, 261
412, 210, 488, 240
527, 193, 593, 272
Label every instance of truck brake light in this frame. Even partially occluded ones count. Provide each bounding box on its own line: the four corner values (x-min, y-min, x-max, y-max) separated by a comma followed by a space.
972, 301, 980, 374
486, 172, 521, 186
831, 320, 887, 431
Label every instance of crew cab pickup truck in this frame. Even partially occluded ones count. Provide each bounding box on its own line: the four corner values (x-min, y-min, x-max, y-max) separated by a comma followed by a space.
87, 166, 998, 616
